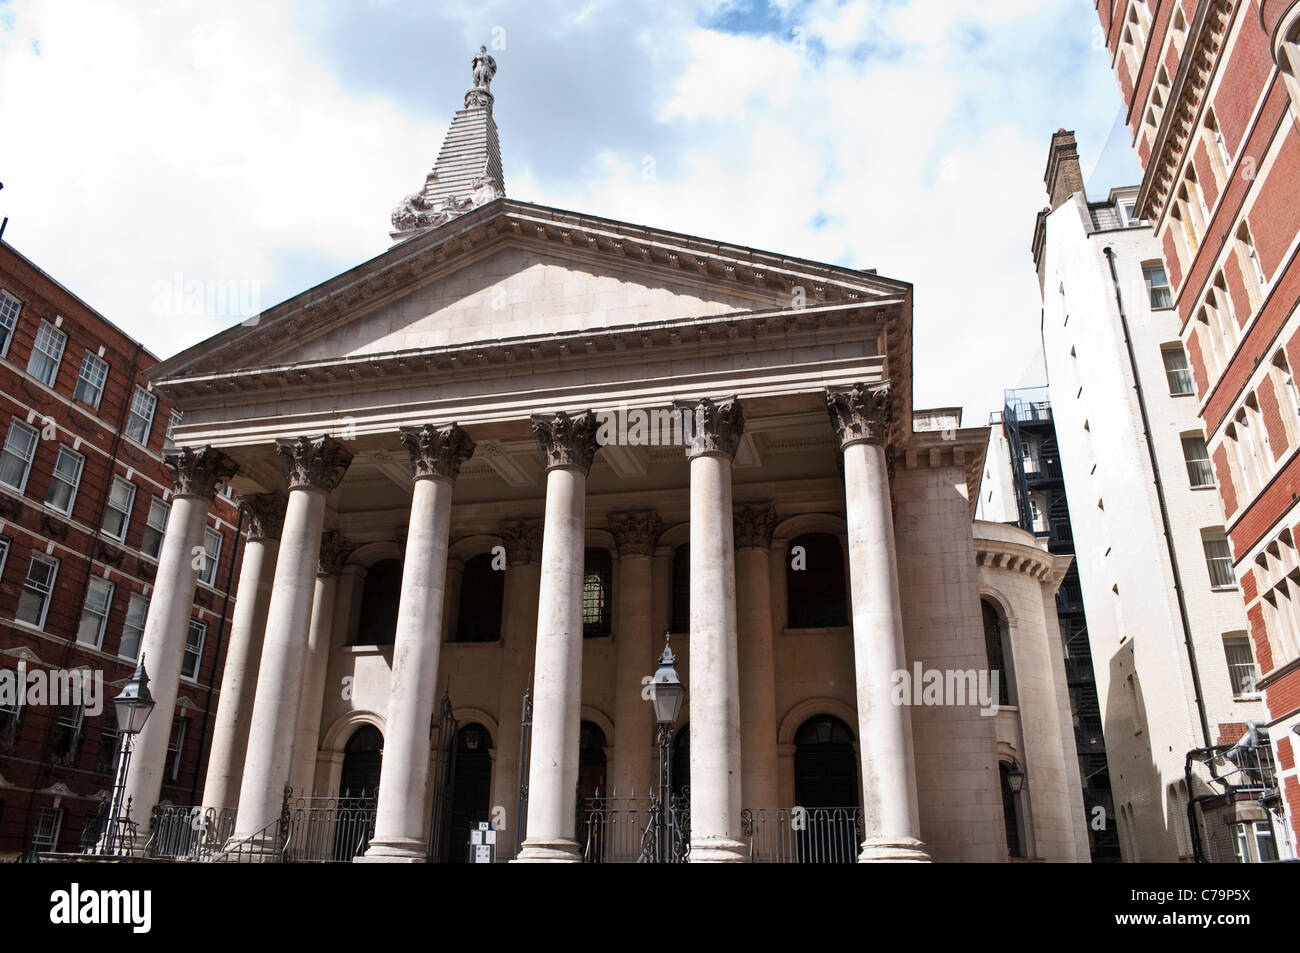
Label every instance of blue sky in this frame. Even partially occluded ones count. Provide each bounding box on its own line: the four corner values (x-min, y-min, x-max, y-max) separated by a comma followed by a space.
0, 0, 1138, 423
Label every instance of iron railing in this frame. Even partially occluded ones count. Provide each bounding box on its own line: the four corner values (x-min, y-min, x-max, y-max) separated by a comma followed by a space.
742, 807, 863, 863
145, 804, 237, 860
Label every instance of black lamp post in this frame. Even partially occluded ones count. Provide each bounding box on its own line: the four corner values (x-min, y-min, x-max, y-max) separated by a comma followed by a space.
648, 633, 684, 862
104, 655, 155, 854
1005, 762, 1026, 795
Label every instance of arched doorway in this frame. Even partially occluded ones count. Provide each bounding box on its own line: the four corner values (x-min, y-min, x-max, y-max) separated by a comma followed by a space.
339, 724, 383, 797
336, 724, 383, 862
578, 721, 608, 799
445, 723, 493, 863
793, 715, 859, 862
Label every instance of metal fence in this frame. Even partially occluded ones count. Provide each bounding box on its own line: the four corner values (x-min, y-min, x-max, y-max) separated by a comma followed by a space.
146, 805, 238, 861
742, 807, 863, 863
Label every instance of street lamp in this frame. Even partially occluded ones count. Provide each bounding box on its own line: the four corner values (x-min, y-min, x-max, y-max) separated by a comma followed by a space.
647, 633, 684, 862
1005, 762, 1026, 795
103, 655, 155, 854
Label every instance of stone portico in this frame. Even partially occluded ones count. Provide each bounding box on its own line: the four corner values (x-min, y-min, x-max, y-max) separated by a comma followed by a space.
118, 59, 1088, 864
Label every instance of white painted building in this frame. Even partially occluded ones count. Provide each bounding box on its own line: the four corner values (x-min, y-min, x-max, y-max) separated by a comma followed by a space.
1031, 131, 1280, 862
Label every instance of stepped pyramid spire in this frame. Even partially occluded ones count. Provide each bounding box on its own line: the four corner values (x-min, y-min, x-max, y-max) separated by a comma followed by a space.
390, 46, 506, 243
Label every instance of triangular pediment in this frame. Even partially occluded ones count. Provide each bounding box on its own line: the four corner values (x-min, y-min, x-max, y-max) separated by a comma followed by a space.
269, 244, 787, 366
151, 200, 907, 379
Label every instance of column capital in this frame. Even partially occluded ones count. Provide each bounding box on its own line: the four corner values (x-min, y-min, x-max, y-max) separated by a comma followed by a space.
500, 518, 542, 566
164, 445, 238, 499
399, 422, 476, 482
318, 530, 355, 577
238, 491, 288, 542
608, 510, 663, 558
275, 435, 353, 493
531, 410, 599, 474
733, 502, 776, 550
674, 395, 744, 460
825, 381, 892, 450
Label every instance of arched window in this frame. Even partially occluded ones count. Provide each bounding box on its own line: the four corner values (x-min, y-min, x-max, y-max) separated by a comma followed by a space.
981, 599, 1014, 706
1000, 762, 1026, 859
579, 721, 608, 798
355, 559, 402, 645
454, 552, 504, 642
670, 544, 690, 634
786, 533, 849, 629
583, 548, 612, 639
794, 716, 858, 808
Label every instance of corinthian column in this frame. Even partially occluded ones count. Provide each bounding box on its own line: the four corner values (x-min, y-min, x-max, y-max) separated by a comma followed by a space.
734, 502, 779, 813
676, 395, 747, 862
826, 382, 929, 862
124, 446, 237, 836
363, 423, 474, 861
202, 492, 285, 812
609, 510, 662, 808
233, 436, 351, 846
290, 530, 354, 796
494, 518, 542, 858
515, 410, 599, 863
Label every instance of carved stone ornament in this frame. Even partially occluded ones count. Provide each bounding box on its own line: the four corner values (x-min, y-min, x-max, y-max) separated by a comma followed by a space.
318, 530, 355, 577
399, 423, 476, 482
608, 510, 663, 558
673, 396, 744, 460
500, 518, 542, 566
275, 435, 353, 493
825, 381, 892, 450
165, 445, 239, 499
532, 410, 600, 474
238, 492, 288, 542
733, 502, 777, 550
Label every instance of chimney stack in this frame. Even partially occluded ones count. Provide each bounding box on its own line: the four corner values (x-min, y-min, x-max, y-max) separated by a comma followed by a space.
1044, 129, 1084, 211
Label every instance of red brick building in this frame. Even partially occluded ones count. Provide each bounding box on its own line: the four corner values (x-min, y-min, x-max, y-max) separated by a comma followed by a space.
1096, 0, 1300, 852
0, 240, 241, 859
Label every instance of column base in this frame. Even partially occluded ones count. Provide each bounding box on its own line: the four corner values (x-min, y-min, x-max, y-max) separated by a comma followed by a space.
512, 837, 582, 863
688, 836, 749, 862
357, 838, 428, 863
858, 836, 931, 863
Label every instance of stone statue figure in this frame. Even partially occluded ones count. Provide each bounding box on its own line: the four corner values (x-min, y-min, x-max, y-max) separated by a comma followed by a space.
472, 46, 497, 91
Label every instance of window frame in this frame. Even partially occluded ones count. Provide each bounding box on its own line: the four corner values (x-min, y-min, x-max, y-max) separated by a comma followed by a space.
1162, 344, 1195, 396
0, 290, 20, 359
0, 418, 40, 493
102, 476, 136, 542
77, 576, 115, 649
1203, 532, 1236, 590
180, 618, 206, 681
16, 551, 60, 629
198, 526, 222, 586
1181, 433, 1215, 488
125, 386, 158, 445
26, 319, 67, 388
44, 445, 85, 515
119, 592, 149, 661
141, 497, 170, 560
73, 351, 109, 409
1143, 262, 1173, 310
1222, 633, 1260, 698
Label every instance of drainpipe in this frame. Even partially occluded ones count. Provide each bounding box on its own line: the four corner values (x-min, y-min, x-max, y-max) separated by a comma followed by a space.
1102, 246, 1212, 750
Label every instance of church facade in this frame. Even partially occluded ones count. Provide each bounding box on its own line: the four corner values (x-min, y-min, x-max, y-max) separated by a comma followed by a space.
119, 56, 1088, 863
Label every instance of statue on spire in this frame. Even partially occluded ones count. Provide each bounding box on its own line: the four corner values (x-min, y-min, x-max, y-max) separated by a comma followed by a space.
471, 45, 497, 91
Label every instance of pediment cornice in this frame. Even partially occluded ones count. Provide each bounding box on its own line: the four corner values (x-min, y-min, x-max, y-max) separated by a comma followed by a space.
148, 199, 910, 382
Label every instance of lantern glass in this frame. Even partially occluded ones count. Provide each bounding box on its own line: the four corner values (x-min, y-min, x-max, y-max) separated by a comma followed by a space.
649, 634, 685, 725
114, 658, 156, 736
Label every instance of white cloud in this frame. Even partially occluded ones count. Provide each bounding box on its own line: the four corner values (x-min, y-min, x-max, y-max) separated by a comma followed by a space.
0, 0, 1129, 422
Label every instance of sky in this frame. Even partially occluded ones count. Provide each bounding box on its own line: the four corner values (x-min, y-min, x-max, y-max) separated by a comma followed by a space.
0, 0, 1139, 424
